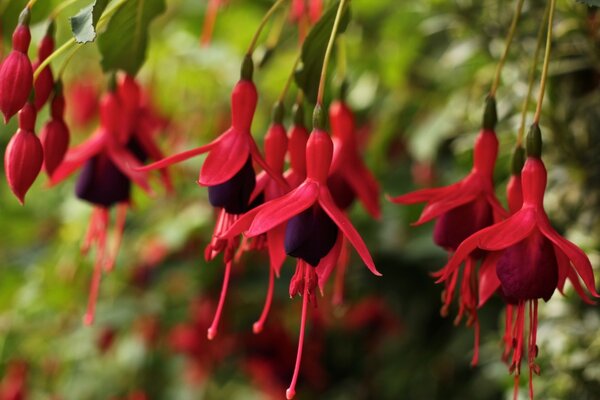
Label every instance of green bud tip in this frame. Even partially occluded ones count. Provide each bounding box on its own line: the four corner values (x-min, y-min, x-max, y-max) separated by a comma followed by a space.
339, 79, 349, 102
46, 20, 56, 37
107, 73, 117, 92
54, 79, 63, 95
272, 101, 284, 124
482, 95, 498, 131
18, 8, 31, 26
292, 102, 305, 127
511, 145, 525, 175
526, 123, 542, 158
241, 54, 254, 81
312, 104, 325, 130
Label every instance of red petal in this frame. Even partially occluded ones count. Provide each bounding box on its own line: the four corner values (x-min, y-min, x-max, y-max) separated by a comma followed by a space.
478, 252, 501, 307
387, 184, 454, 204
200, 128, 250, 186
538, 213, 599, 298
436, 233, 480, 283
342, 162, 381, 219
414, 186, 476, 225
478, 208, 536, 251
318, 187, 381, 276
247, 182, 319, 237
486, 193, 510, 222
249, 170, 268, 203
133, 131, 173, 192
249, 139, 289, 191
107, 145, 153, 195
267, 224, 287, 276
135, 138, 221, 172
50, 130, 105, 184
555, 244, 569, 293
567, 265, 596, 305
316, 232, 343, 291
220, 207, 262, 239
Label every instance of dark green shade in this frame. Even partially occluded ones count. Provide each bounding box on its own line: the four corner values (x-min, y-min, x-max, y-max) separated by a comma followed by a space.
511, 145, 525, 175
482, 96, 497, 131
526, 123, 542, 158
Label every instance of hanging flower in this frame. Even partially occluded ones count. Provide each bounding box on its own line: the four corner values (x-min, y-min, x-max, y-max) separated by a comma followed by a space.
0, 8, 33, 123
40, 82, 70, 177
440, 124, 599, 398
33, 22, 55, 111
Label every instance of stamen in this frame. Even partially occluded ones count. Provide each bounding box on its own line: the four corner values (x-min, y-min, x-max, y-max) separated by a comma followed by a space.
471, 317, 480, 366
81, 208, 100, 255
83, 208, 109, 326
104, 203, 128, 272
286, 263, 310, 400
207, 260, 233, 340
253, 265, 275, 334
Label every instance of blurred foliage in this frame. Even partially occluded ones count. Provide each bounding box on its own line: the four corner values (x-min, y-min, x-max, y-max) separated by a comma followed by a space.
0, 0, 599, 399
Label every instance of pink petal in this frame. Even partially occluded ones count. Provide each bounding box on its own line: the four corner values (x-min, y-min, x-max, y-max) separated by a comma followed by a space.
135, 137, 221, 172
342, 163, 381, 219
554, 244, 569, 293
107, 145, 153, 195
436, 233, 481, 283
220, 207, 262, 239
478, 252, 501, 307
319, 187, 381, 276
538, 213, 599, 298
247, 181, 319, 237
249, 139, 289, 191
478, 208, 536, 251
387, 185, 452, 205
50, 131, 105, 185
413, 186, 477, 225
267, 224, 287, 276
486, 193, 509, 222
200, 128, 250, 186
133, 131, 173, 192
316, 232, 343, 291
249, 170, 268, 203
567, 265, 596, 305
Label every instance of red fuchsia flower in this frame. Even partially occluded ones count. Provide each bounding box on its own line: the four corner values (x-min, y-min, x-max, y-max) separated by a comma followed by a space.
0, 9, 33, 123
4, 102, 43, 204
33, 22, 55, 111
222, 106, 380, 399
0, 360, 28, 400
40, 82, 70, 177
440, 124, 599, 399
50, 79, 169, 325
389, 98, 507, 363
290, 0, 322, 42
284, 102, 310, 189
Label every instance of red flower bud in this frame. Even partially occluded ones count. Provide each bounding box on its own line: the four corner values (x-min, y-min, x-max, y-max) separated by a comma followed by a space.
40, 93, 69, 177
0, 25, 33, 122
33, 34, 55, 110
5, 104, 43, 204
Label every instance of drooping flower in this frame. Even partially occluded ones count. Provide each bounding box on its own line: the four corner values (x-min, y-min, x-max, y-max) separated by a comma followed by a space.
440, 124, 599, 398
50, 78, 170, 325
40, 82, 70, 177
33, 22, 55, 111
222, 106, 380, 399
0, 8, 33, 123
65, 78, 99, 128
4, 102, 43, 204
389, 98, 507, 361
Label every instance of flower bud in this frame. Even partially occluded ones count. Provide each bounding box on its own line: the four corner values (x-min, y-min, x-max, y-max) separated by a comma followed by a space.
40, 92, 69, 177
0, 23, 33, 122
33, 26, 55, 110
5, 104, 43, 204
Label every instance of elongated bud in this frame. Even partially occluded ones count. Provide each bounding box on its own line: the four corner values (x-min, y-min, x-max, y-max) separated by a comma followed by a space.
482, 96, 497, 131
40, 88, 70, 177
526, 123, 542, 158
5, 103, 43, 204
33, 26, 55, 110
0, 14, 33, 122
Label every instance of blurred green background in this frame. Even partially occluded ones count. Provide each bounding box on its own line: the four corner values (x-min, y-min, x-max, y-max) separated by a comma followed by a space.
1, 0, 600, 399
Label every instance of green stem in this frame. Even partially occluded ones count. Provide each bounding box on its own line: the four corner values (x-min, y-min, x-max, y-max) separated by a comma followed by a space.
517, 3, 550, 145
33, 0, 129, 80
50, 0, 83, 19
246, 0, 289, 56
278, 55, 301, 102
316, 0, 348, 105
533, 0, 556, 124
489, 0, 525, 97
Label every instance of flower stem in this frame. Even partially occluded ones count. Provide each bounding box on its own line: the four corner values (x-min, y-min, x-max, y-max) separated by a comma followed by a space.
316, 0, 348, 105
533, 0, 556, 124
278, 55, 301, 102
246, 0, 289, 56
517, 2, 550, 145
26, 0, 38, 9
489, 0, 525, 97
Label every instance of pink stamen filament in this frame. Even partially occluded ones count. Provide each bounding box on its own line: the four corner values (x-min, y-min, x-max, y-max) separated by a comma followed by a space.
104, 203, 128, 272
83, 208, 109, 326
286, 262, 310, 400
253, 265, 275, 334
207, 259, 233, 340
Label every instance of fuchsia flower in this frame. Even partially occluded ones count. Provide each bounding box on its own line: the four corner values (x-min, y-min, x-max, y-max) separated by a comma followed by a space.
66, 78, 99, 128
222, 106, 380, 399
40, 83, 70, 177
440, 125, 599, 398
50, 74, 170, 325
0, 9, 32, 123
33, 22, 55, 111
4, 102, 43, 204
389, 99, 507, 361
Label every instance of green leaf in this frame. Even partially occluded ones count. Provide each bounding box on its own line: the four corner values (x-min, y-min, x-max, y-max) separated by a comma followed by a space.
576, 0, 600, 6
97, 0, 166, 76
69, 0, 109, 44
294, 2, 351, 104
